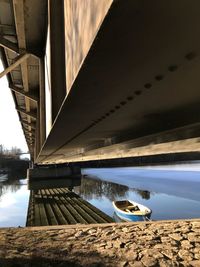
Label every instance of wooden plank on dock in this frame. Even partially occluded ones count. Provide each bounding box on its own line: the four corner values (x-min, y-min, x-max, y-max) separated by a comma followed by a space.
34, 192, 42, 226
26, 191, 34, 226
59, 188, 114, 223
26, 187, 113, 226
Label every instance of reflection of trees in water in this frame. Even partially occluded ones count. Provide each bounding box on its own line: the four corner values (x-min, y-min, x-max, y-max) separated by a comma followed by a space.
75, 177, 129, 201
74, 176, 152, 201
0, 179, 21, 201
134, 189, 151, 200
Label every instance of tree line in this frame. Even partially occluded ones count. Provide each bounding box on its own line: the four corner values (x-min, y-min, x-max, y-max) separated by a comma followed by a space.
0, 144, 22, 159
0, 145, 29, 179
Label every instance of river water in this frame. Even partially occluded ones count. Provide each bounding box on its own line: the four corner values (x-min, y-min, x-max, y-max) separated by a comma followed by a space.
0, 163, 200, 227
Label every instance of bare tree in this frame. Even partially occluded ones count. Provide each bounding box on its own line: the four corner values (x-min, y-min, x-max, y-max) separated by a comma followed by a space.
0, 145, 22, 159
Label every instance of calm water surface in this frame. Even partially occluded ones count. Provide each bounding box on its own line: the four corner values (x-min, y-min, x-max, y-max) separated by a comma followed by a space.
0, 163, 200, 226
0, 176, 29, 227
81, 165, 200, 220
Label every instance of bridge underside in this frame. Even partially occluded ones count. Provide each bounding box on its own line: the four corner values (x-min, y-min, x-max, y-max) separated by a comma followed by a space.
1, 1, 200, 164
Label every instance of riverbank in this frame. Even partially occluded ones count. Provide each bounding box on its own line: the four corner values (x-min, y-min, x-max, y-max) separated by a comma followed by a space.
0, 219, 200, 266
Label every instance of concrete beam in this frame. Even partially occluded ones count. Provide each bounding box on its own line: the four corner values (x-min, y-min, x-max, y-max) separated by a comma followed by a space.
39, 58, 46, 149
27, 165, 81, 180
49, 0, 66, 121
16, 107, 37, 119
25, 137, 35, 143
25, 134, 35, 140
0, 53, 30, 79
28, 176, 81, 190
21, 120, 36, 129
25, 136, 35, 142
13, 0, 33, 143
25, 137, 35, 142
24, 127, 35, 134
10, 84, 39, 102
0, 36, 20, 54
0, 36, 39, 58
0, 24, 14, 30
25, 137, 35, 145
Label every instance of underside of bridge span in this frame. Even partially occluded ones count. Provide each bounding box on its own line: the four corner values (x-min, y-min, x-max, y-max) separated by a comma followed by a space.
1, 0, 200, 164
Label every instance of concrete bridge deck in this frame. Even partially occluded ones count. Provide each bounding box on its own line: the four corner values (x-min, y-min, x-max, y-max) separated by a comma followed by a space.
26, 188, 113, 226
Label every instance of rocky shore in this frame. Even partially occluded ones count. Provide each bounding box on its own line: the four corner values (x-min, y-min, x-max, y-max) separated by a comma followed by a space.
0, 219, 200, 266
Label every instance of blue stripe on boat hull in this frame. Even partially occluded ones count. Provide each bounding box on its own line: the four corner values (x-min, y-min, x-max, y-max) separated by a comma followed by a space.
115, 210, 151, 222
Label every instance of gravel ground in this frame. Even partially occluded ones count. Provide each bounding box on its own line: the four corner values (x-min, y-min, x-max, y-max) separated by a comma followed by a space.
0, 219, 200, 266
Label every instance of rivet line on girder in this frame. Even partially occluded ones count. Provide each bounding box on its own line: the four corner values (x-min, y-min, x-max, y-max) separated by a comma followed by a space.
42, 51, 197, 162
87, 50, 197, 129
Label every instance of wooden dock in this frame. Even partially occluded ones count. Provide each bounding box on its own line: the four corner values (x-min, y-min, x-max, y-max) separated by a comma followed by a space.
26, 188, 113, 226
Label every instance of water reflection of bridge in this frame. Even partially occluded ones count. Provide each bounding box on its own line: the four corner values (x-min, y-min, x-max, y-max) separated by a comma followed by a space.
26, 175, 152, 226
26, 177, 113, 226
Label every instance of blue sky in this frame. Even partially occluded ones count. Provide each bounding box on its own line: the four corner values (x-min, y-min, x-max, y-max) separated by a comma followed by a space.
0, 60, 28, 152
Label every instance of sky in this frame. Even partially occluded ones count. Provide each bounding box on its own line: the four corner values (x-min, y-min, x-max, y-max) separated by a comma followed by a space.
0, 60, 28, 152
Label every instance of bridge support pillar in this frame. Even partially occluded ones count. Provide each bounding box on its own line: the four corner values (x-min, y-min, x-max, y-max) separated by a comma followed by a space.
27, 165, 81, 181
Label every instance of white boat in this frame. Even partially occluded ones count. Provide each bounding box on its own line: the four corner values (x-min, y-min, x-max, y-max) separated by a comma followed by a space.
112, 200, 152, 221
